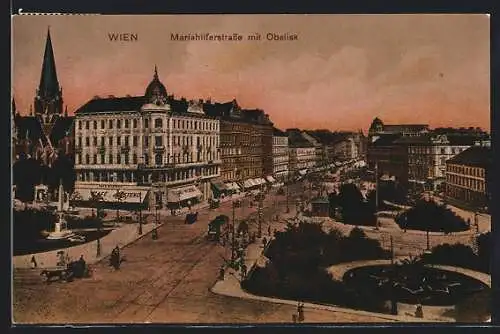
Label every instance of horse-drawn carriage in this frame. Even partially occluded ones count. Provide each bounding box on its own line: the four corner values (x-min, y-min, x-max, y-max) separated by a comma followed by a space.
209, 198, 220, 209
185, 212, 199, 224
40, 259, 92, 283
207, 215, 229, 241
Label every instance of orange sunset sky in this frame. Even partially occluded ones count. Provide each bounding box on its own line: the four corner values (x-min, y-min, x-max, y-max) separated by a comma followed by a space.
12, 14, 490, 132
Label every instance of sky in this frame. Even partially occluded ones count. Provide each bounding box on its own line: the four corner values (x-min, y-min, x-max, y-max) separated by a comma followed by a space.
12, 14, 490, 132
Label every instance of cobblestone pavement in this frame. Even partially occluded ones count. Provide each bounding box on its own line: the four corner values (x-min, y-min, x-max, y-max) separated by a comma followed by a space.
13, 183, 390, 324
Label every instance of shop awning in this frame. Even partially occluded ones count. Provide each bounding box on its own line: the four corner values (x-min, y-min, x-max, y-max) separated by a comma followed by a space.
211, 180, 227, 192
254, 178, 266, 186
266, 176, 277, 183
72, 187, 149, 203
243, 179, 256, 188
167, 185, 202, 203
225, 182, 241, 191
299, 169, 307, 176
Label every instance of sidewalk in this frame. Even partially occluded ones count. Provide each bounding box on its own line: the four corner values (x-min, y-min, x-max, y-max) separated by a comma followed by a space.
210, 209, 437, 323
13, 222, 159, 269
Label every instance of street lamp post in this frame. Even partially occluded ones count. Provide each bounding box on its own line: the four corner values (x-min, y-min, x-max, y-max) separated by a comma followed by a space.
138, 192, 143, 235
286, 174, 290, 213
257, 183, 263, 238
231, 200, 236, 262
475, 211, 479, 234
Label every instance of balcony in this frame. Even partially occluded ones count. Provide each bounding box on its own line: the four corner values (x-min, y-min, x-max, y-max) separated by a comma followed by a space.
120, 146, 131, 153
154, 145, 166, 153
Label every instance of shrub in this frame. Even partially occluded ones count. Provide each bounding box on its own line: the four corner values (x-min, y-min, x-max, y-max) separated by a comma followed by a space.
396, 200, 468, 232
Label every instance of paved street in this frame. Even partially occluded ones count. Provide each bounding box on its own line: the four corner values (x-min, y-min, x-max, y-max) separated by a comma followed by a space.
14, 182, 389, 324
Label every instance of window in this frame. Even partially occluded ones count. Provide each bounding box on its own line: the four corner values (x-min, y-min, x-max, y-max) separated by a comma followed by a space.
133, 136, 138, 146
109, 120, 113, 129
117, 154, 121, 164
155, 136, 163, 146
76, 154, 81, 164
85, 137, 90, 146
93, 121, 97, 129
101, 120, 105, 129
125, 136, 129, 146
144, 119, 149, 128
125, 119, 129, 128
155, 154, 163, 165
85, 121, 89, 130
85, 154, 90, 164
154, 118, 163, 128
133, 154, 138, 164
133, 119, 137, 128
117, 137, 121, 145
144, 154, 149, 164
93, 155, 97, 164
93, 137, 97, 146
124, 154, 129, 165
78, 137, 82, 147
109, 154, 113, 164
117, 120, 121, 129
100, 154, 105, 164
441, 148, 446, 155
144, 136, 149, 146
109, 137, 113, 145
100, 137, 105, 146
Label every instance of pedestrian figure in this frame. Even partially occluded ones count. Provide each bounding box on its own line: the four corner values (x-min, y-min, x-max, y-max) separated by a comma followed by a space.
219, 266, 225, 280
30, 255, 37, 269
262, 237, 267, 248
415, 304, 423, 318
267, 225, 271, 236
241, 264, 247, 279
297, 302, 305, 322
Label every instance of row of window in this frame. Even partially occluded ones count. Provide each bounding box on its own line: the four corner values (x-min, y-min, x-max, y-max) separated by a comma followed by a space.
77, 151, 218, 165
78, 118, 219, 131
77, 167, 219, 183
408, 146, 467, 155
77, 135, 218, 148
447, 164, 485, 178
447, 174, 485, 192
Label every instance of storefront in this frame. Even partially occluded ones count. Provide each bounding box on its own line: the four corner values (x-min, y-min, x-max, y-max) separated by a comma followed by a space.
167, 184, 203, 210
210, 179, 228, 198
71, 183, 150, 210
224, 181, 241, 194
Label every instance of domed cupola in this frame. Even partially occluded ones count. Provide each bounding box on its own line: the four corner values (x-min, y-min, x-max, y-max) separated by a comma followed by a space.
369, 117, 384, 134
145, 65, 168, 105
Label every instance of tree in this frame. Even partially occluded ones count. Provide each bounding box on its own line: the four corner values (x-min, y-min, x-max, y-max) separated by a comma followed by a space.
396, 200, 468, 232
426, 243, 479, 271
113, 190, 126, 222
89, 191, 105, 257
13, 157, 42, 202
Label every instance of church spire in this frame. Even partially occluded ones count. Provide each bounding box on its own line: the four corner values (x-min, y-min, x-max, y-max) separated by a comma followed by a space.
12, 97, 16, 116
38, 27, 60, 100
154, 64, 158, 79
35, 27, 63, 116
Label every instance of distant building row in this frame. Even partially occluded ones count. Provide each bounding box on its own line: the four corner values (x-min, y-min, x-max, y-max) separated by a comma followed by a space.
367, 117, 491, 210
12, 29, 366, 211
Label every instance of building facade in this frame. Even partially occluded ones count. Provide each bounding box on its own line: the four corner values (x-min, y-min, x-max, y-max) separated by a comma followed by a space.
445, 144, 491, 210
406, 134, 476, 192
73, 67, 220, 210
272, 128, 289, 182
203, 100, 273, 192
367, 134, 409, 187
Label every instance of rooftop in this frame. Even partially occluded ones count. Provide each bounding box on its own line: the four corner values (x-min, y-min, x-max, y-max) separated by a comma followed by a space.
447, 146, 492, 169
